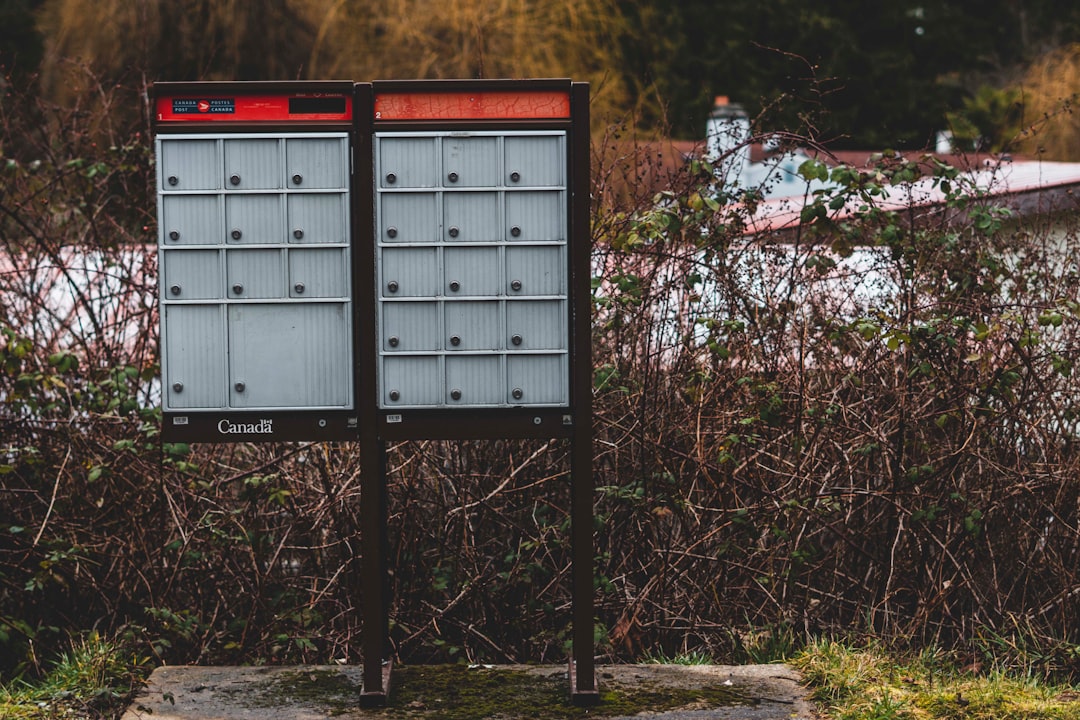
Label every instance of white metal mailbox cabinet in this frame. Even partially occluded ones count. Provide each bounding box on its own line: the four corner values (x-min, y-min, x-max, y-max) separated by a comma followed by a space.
366, 80, 591, 442
154, 82, 359, 443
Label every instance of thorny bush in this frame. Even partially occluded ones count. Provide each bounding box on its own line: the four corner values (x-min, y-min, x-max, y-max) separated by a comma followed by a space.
2, 78, 1080, 683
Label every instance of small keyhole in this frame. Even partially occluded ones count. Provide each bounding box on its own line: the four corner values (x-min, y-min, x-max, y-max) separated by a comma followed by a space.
167, 175, 179, 186
386, 172, 397, 184
233, 283, 244, 295
389, 389, 400, 401
172, 381, 184, 393
450, 335, 461, 347
294, 282, 305, 294
387, 280, 399, 293
512, 334, 523, 346
448, 227, 459, 238
510, 226, 522, 238
512, 387, 524, 400
510, 279, 522, 291
387, 227, 398, 238
230, 174, 241, 186
450, 389, 462, 401
170, 284, 181, 296
388, 336, 399, 348
447, 171, 459, 183
293, 228, 304, 240
510, 171, 521, 183
292, 174, 303, 185
231, 229, 242, 241
234, 381, 245, 392
169, 230, 180, 241
449, 281, 460, 292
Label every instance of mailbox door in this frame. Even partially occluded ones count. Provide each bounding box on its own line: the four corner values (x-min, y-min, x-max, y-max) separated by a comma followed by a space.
381, 247, 439, 298
382, 356, 441, 406
164, 305, 226, 409
382, 302, 440, 351
381, 193, 437, 243
227, 249, 283, 299
506, 191, 563, 242
444, 301, 500, 350
506, 245, 564, 296
223, 138, 281, 189
289, 248, 347, 298
507, 354, 567, 405
442, 136, 499, 187
285, 137, 347, 189
504, 135, 564, 187
287, 194, 347, 244
228, 303, 350, 408
161, 194, 222, 245
379, 136, 437, 188
443, 192, 500, 242
444, 247, 500, 297
162, 250, 222, 300
226, 194, 284, 244
506, 300, 566, 349
446, 356, 502, 405
159, 138, 218, 190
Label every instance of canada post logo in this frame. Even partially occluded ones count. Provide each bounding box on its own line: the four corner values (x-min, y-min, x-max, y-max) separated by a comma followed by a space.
173, 98, 236, 115
218, 418, 274, 435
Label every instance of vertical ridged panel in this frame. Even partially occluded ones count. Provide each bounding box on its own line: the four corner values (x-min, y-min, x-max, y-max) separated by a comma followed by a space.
444, 301, 500, 350
161, 195, 221, 245
381, 193, 437, 242
382, 356, 441, 406
289, 248, 347, 298
224, 138, 281, 189
507, 354, 567, 405
506, 246, 565, 295
164, 305, 226, 409
444, 192, 500, 242
380, 247, 439, 297
382, 302, 440, 351
506, 300, 566, 349
162, 250, 222, 300
228, 303, 351, 408
159, 138, 218, 190
444, 247, 500, 296
506, 191, 564, 241
442, 137, 499, 186
286, 137, 347, 189
287, 194, 347, 244
226, 194, 283, 244
226, 249, 283, 299
379, 137, 437, 187
446, 356, 502, 405
504, 135, 564, 186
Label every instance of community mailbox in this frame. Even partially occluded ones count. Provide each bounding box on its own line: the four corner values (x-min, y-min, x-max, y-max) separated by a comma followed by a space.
153, 82, 359, 442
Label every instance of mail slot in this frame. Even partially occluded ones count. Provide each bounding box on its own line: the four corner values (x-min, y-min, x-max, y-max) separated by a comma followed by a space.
224, 138, 281, 189
225, 194, 283, 244
382, 193, 437, 242
506, 300, 566, 349
227, 249, 282, 298
379, 136, 437, 188
382, 356, 441, 405
506, 191, 564, 241
507, 354, 567, 405
382, 302, 440, 351
506, 246, 564, 296
444, 247, 500, 296
443, 192, 500, 242
442, 136, 499, 187
381, 247, 439, 297
446, 356, 502, 404
162, 249, 222, 300
444, 301, 500, 350
286, 137, 347, 189
287, 194, 347, 244
505, 135, 564, 187
160, 138, 218, 190
289, 248, 347, 298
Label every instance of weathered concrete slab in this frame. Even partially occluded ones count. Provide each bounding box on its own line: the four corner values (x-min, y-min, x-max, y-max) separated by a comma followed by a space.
122, 663, 819, 719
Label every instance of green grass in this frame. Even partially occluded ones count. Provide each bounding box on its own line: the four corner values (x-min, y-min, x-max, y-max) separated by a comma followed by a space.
0, 633, 146, 719
792, 639, 1080, 720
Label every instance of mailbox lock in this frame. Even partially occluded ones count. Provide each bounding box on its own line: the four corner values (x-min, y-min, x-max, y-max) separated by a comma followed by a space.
172, 381, 184, 393
512, 387, 524, 400
450, 389, 462, 401
294, 282, 305, 294
231, 229, 243, 241
232, 283, 244, 295
510, 279, 522, 291
511, 334, 523, 346
387, 280, 399, 293
293, 228, 304, 240
167, 175, 179, 186
230, 174, 241, 186
169, 230, 180, 242
450, 335, 461, 347
510, 171, 521, 183
388, 336, 399, 347
448, 226, 460, 238
292, 174, 303, 185
533, 416, 542, 425
386, 172, 397, 184
234, 381, 246, 392
389, 390, 400, 401
447, 171, 459, 183
318, 418, 327, 428
449, 280, 460, 292
387, 227, 398, 239
170, 284, 182, 296
510, 226, 522, 237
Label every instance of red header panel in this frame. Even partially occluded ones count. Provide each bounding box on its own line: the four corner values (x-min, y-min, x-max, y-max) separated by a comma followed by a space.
374, 91, 571, 121
155, 93, 353, 123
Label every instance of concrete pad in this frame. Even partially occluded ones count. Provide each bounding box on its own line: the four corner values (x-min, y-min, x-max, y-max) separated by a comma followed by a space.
122, 663, 819, 719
